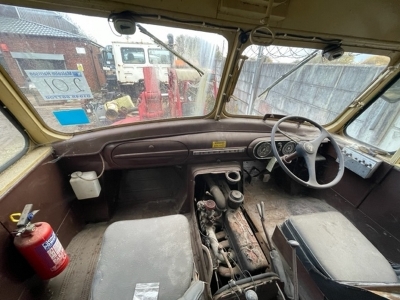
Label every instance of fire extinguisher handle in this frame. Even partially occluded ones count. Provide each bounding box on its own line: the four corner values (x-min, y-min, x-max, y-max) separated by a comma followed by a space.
16, 204, 34, 227
27, 211, 39, 221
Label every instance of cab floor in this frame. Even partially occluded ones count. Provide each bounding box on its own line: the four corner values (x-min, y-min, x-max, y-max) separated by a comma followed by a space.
43, 169, 334, 300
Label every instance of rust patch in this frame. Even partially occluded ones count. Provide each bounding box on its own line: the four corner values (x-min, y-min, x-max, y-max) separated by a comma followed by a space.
225, 209, 268, 271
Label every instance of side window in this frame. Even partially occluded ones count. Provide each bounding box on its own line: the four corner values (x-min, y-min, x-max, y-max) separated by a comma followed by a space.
121, 47, 145, 64
0, 107, 28, 172
346, 79, 400, 153
148, 49, 172, 64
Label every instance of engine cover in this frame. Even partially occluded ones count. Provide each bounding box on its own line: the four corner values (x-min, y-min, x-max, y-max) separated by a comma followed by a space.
224, 209, 268, 273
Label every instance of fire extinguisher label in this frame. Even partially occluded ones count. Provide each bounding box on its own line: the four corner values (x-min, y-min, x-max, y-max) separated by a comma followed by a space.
36, 231, 67, 271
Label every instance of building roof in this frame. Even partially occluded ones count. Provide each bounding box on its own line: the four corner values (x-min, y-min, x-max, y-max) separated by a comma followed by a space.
0, 16, 84, 39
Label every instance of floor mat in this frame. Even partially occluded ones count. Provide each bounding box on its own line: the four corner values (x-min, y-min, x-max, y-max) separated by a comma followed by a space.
43, 223, 107, 300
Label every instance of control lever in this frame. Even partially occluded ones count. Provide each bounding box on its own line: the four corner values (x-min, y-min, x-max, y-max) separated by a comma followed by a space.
256, 201, 292, 299
256, 201, 273, 251
288, 240, 300, 300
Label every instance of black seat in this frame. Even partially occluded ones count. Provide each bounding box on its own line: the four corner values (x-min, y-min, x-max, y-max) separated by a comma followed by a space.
282, 211, 398, 300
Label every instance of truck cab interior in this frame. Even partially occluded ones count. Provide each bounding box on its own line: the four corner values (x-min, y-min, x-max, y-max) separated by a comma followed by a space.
1, 1, 400, 300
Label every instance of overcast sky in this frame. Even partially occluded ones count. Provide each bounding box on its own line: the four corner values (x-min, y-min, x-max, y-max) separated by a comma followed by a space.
67, 13, 225, 50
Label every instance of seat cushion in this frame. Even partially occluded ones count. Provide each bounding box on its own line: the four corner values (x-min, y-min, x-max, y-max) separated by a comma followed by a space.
91, 215, 194, 300
284, 211, 397, 283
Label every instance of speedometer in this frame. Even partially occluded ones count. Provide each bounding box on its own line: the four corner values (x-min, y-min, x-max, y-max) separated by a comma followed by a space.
254, 142, 272, 159
282, 141, 296, 155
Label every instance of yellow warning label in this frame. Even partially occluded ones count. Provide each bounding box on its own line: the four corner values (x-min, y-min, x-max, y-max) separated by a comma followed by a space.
212, 141, 226, 148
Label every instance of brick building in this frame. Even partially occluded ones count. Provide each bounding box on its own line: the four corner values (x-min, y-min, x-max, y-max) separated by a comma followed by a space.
0, 5, 105, 94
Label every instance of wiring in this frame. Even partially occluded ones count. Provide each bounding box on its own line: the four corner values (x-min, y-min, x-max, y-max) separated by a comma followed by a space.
108, 11, 342, 47
74, 153, 105, 181
107, 18, 122, 37
275, 32, 341, 44
243, 270, 257, 292
227, 280, 241, 300
248, 28, 342, 44
108, 11, 240, 32
201, 245, 214, 284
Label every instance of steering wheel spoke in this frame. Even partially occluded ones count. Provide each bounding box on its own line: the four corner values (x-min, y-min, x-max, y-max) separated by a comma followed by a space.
311, 128, 330, 146
271, 115, 344, 189
302, 153, 318, 186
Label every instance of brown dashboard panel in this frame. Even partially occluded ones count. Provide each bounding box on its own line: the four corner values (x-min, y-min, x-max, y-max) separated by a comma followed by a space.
107, 140, 189, 168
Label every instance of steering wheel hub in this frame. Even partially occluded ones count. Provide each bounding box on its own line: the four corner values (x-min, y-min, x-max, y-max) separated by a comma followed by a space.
303, 142, 314, 154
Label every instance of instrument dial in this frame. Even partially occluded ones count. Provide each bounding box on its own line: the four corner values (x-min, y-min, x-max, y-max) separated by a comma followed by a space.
254, 142, 272, 159
282, 141, 296, 155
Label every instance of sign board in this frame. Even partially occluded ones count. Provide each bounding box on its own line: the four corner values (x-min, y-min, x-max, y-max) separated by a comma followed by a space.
26, 70, 93, 101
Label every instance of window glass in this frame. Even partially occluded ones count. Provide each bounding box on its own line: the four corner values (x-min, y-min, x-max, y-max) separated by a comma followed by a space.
0, 108, 27, 172
121, 47, 145, 64
226, 46, 389, 125
346, 79, 400, 152
148, 48, 172, 64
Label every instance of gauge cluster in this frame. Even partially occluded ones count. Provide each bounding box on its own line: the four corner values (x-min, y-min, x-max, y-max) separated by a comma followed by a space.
252, 140, 297, 159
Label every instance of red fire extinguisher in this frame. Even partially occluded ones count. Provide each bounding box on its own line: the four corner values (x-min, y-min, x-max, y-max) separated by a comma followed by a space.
11, 204, 69, 280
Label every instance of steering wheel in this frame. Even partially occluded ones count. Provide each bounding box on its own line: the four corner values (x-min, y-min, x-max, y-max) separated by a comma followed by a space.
271, 115, 344, 189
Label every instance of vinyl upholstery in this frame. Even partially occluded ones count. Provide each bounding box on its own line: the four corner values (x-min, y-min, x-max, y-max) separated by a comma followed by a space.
285, 211, 398, 283
91, 215, 194, 300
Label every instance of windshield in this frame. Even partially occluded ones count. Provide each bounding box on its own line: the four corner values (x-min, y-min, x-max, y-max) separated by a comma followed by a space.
0, 5, 226, 133
226, 45, 389, 125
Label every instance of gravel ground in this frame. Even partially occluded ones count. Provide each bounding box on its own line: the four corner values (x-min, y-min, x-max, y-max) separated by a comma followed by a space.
0, 113, 26, 166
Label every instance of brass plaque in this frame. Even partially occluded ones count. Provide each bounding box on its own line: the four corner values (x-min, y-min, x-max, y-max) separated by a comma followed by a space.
212, 141, 226, 148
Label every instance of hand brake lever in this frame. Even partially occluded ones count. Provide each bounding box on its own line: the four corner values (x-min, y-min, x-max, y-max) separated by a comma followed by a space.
257, 201, 273, 251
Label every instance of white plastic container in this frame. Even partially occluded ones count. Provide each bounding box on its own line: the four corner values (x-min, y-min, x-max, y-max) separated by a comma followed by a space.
69, 171, 101, 200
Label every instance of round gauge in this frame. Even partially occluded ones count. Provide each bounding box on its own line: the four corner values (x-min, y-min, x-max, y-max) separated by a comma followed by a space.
254, 142, 272, 159
282, 141, 297, 155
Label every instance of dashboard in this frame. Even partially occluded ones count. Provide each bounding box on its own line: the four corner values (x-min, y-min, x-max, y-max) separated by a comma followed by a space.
53, 118, 322, 170
102, 134, 298, 169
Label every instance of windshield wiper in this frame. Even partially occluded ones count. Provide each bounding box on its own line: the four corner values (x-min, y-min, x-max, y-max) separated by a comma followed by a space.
257, 50, 319, 99
137, 24, 204, 76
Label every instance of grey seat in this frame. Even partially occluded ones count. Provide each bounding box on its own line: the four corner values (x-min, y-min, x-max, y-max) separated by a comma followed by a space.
281, 211, 399, 300
283, 211, 397, 283
91, 215, 196, 300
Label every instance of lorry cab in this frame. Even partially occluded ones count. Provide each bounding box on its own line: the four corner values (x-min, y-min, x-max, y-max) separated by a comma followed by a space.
1, 1, 400, 300
103, 42, 172, 98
